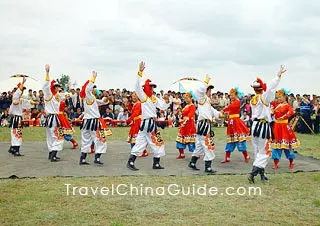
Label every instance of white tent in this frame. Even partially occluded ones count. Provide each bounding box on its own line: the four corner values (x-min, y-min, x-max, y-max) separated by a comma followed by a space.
0, 77, 43, 93
166, 77, 205, 93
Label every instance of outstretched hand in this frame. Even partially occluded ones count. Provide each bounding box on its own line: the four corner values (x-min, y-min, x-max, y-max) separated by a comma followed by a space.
22, 77, 27, 84
277, 65, 287, 78
139, 61, 146, 72
92, 71, 97, 78
45, 64, 50, 73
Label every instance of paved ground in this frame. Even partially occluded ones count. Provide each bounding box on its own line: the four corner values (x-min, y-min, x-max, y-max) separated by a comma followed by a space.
1, 140, 320, 178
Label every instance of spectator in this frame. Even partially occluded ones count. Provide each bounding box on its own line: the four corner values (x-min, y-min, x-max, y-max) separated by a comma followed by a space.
37, 109, 46, 127
1, 109, 10, 127
103, 107, 114, 120
71, 88, 83, 112
117, 109, 129, 126
241, 111, 251, 128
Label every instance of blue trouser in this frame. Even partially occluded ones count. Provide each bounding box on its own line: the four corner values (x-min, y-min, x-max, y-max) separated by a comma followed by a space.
272, 149, 296, 160
176, 142, 195, 152
225, 141, 247, 152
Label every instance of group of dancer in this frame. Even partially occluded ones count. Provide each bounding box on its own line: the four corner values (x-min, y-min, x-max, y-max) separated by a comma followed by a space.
7, 62, 300, 183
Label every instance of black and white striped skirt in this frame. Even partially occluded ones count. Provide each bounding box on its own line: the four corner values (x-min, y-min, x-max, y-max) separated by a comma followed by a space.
140, 118, 157, 133
251, 119, 272, 139
45, 114, 60, 128
10, 115, 23, 129
196, 120, 211, 136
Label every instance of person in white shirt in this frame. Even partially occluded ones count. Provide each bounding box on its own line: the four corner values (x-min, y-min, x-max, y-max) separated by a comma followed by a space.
79, 71, 112, 165
127, 61, 171, 171
43, 64, 66, 162
117, 109, 129, 126
240, 111, 251, 127
248, 65, 286, 183
8, 77, 36, 156
188, 75, 222, 174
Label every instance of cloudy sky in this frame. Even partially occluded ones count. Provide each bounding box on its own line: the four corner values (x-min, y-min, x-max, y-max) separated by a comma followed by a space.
0, 0, 319, 94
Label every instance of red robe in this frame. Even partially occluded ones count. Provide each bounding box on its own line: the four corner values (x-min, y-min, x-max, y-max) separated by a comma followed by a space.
176, 103, 196, 144
271, 103, 300, 150
126, 102, 142, 143
223, 99, 250, 143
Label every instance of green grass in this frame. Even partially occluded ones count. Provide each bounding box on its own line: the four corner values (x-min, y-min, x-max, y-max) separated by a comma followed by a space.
1, 127, 319, 225
0, 126, 319, 159
1, 173, 320, 226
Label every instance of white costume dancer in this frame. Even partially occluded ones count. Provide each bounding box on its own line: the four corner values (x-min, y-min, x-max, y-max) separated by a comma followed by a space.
188, 75, 222, 174
127, 61, 170, 171
248, 65, 286, 183
43, 64, 65, 162
79, 71, 111, 165
8, 78, 35, 156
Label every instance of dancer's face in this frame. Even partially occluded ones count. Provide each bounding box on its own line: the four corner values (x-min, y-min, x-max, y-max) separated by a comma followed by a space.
278, 94, 286, 103
132, 92, 138, 102
230, 92, 236, 101
184, 94, 192, 104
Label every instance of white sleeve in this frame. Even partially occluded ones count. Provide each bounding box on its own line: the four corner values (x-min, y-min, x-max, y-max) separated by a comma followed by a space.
211, 107, 221, 120
135, 76, 147, 101
194, 81, 208, 102
155, 96, 171, 110
12, 89, 22, 104
263, 77, 281, 104
43, 81, 52, 100
96, 98, 109, 106
21, 99, 33, 110
85, 81, 95, 103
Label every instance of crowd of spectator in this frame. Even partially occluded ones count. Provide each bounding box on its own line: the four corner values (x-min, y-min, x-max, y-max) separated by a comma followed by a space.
1, 87, 319, 134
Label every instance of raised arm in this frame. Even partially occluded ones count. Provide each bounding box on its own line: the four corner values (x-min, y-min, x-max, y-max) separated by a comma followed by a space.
12, 77, 26, 104
135, 61, 147, 101
43, 64, 52, 99
155, 94, 171, 110
84, 71, 97, 103
194, 75, 210, 102
263, 65, 286, 103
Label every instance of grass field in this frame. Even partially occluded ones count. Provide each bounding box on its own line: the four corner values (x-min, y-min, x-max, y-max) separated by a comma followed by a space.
1, 127, 320, 225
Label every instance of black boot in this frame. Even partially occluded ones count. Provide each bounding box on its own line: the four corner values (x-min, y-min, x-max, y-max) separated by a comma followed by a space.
94, 153, 103, 165
188, 156, 200, 170
153, 157, 164, 169
259, 168, 269, 181
50, 151, 59, 162
48, 152, 52, 160
13, 146, 23, 157
127, 154, 139, 171
79, 152, 90, 165
248, 166, 260, 183
8, 146, 14, 154
204, 161, 216, 174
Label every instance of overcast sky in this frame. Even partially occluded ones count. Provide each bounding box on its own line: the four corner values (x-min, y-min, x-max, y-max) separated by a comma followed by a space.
0, 0, 319, 94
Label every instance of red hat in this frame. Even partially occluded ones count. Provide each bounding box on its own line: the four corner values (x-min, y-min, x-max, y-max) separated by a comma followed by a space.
143, 79, 156, 97
50, 80, 61, 95
80, 80, 90, 99
251, 77, 267, 92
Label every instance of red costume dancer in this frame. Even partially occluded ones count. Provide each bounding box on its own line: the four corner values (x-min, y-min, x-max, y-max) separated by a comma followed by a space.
58, 101, 78, 149
176, 92, 196, 159
126, 92, 148, 157
221, 88, 251, 163
271, 89, 300, 169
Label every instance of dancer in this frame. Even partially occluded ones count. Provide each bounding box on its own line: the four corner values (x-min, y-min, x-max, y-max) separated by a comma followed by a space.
126, 92, 149, 157
176, 92, 196, 159
248, 65, 287, 183
79, 71, 112, 165
43, 64, 65, 162
188, 75, 222, 174
59, 101, 78, 149
271, 89, 300, 169
127, 61, 170, 171
221, 87, 251, 163
8, 77, 37, 156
